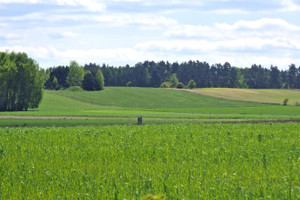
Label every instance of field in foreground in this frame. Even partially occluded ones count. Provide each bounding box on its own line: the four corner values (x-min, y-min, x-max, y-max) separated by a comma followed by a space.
0, 87, 300, 127
0, 124, 299, 199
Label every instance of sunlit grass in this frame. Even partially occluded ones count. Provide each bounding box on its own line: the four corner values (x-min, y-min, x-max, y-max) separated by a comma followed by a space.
0, 123, 299, 199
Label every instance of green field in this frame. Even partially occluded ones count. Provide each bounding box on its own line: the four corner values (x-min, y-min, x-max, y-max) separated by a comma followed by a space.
0, 87, 299, 127
1, 88, 299, 199
0, 124, 299, 199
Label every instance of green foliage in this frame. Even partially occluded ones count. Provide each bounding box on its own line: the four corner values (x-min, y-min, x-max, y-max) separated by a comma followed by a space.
0, 124, 299, 199
52, 76, 60, 90
176, 82, 185, 89
49, 61, 300, 89
160, 82, 171, 88
82, 69, 104, 91
95, 69, 104, 90
167, 73, 179, 88
126, 81, 133, 87
0, 51, 44, 111
67, 61, 84, 87
82, 71, 94, 90
283, 98, 289, 106
44, 66, 69, 89
187, 79, 196, 89
269, 66, 281, 88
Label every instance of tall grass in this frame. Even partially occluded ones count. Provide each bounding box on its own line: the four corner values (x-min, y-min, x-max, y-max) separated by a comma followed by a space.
0, 123, 299, 199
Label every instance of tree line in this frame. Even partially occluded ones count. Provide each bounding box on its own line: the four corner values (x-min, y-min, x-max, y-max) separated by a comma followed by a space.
44, 61, 104, 91
45, 61, 300, 90
2, 50, 298, 112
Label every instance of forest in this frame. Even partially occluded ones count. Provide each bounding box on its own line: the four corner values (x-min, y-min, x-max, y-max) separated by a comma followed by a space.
45, 60, 300, 90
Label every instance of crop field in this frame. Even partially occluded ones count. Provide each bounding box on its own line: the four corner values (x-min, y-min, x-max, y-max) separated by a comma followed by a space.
187, 88, 300, 105
0, 87, 300, 127
0, 123, 299, 199
0, 88, 299, 199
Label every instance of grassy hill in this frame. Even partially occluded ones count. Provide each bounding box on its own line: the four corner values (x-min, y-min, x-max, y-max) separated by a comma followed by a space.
0, 87, 300, 126
48, 87, 265, 109
185, 88, 300, 105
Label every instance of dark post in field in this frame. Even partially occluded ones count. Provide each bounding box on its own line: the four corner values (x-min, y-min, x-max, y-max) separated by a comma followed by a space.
137, 117, 143, 125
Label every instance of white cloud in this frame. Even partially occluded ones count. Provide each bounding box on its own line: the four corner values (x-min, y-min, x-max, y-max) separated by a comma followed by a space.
94, 13, 177, 28
216, 18, 300, 31
205, 8, 249, 15
166, 18, 300, 48
167, 18, 300, 38
135, 18, 300, 69
0, 0, 39, 3
55, 0, 105, 11
0, 46, 53, 60
1, 1, 299, 69
279, 0, 300, 11
0, 0, 106, 11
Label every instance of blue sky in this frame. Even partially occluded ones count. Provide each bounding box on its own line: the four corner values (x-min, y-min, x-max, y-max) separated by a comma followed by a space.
0, 0, 300, 69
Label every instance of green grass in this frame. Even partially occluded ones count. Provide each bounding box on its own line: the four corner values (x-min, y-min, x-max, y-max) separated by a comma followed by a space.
187, 88, 300, 105
47, 87, 267, 109
0, 124, 299, 199
0, 118, 137, 127
0, 87, 299, 127
63, 86, 84, 91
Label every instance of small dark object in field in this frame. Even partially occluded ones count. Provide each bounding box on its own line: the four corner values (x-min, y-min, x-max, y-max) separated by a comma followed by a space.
138, 117, 142, 125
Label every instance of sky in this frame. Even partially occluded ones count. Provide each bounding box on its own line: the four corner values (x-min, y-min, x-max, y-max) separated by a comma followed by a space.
0, 0, 300, 69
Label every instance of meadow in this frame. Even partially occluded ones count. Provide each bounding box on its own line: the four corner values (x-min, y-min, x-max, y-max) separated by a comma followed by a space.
0, 87, 300, 127
0, 88, 299, 199
0, 123, 299, 199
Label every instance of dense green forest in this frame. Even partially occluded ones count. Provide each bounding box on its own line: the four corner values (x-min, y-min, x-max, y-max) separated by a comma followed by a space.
0, 52, 44, 111
45, 61, 300, 90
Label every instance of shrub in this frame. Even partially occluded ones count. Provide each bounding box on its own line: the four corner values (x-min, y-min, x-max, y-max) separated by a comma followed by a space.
187, 79, 196, 89
160, 81, 171, 88
295, 101, 300, 106
126, 81, 133, 87
168, 73, 179, 87
282, 98, 289, 106
176, 82, 185, 89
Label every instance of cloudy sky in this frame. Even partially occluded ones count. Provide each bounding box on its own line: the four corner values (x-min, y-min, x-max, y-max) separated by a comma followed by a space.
0, 0, 300, 69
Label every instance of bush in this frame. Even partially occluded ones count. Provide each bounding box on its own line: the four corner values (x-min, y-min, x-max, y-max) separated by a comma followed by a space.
160, 81, 171, 88
187, 79, 196, 89
295, 101, 300, 106
176, 82, 185, 89
282, 98, 289, 106
126, 81, 133, 87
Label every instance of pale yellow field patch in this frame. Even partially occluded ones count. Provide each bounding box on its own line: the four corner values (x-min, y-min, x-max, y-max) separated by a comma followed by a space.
184, 88, 300, 105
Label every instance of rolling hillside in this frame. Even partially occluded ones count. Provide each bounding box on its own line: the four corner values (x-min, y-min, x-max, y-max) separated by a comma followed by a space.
185, 88, 300, 105
1, 87, 300, 127
48, 87, 265, 109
